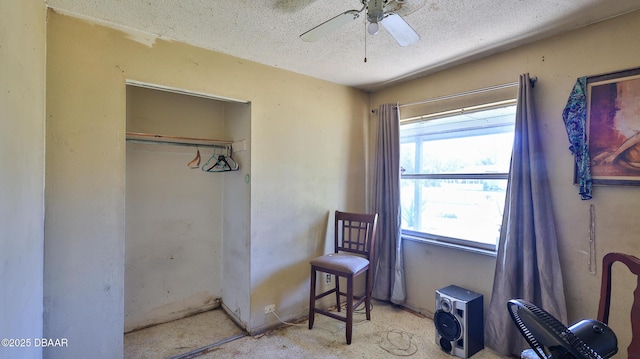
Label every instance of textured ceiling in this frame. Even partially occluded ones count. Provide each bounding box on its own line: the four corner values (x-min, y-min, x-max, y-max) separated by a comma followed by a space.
46, 0, 640, 91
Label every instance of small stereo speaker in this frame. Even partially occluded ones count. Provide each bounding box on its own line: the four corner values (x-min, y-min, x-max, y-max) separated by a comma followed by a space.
435, 285, 484, 358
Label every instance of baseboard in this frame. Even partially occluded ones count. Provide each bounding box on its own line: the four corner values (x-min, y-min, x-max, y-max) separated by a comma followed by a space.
125, 298, 221, 333
220, 302, 248, 331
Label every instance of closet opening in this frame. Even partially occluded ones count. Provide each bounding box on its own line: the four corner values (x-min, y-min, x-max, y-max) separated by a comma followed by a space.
124, 82, 251, 358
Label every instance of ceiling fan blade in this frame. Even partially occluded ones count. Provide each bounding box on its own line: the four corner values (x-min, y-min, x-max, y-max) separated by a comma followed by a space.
380, 13, 420, 46
300, 10, 361, 42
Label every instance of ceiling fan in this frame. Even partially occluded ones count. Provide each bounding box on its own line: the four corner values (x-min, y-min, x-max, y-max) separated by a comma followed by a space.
300, 0, 421, 47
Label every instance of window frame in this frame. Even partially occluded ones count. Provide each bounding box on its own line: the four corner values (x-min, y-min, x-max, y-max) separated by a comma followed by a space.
399, 100, 517, 254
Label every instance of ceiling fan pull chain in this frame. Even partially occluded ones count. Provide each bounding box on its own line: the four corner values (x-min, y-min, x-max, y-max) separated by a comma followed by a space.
364, 18, 368, 63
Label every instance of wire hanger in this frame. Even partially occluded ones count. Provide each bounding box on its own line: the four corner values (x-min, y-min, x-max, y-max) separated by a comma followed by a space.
202, 145, 239, 172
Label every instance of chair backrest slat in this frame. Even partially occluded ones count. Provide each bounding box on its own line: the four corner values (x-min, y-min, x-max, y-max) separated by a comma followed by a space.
334, 211, 378, 260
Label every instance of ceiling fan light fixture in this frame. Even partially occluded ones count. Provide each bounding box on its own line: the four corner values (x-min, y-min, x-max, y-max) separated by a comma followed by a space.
300, 0, 420, 46
367, 21, 380, 35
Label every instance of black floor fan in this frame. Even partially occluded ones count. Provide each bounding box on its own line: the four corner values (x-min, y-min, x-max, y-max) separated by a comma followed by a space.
507, 299, 618, 359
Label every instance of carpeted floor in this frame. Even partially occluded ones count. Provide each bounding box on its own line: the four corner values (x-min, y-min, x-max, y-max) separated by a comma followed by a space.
125, 300, 507, 359
124, 309, 246, 359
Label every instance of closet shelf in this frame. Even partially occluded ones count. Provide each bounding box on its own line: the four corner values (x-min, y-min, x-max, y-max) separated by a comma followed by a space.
126, 132, 232, 148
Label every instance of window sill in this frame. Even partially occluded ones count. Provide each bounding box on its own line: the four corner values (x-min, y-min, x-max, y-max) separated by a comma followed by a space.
401, 233, 497, 257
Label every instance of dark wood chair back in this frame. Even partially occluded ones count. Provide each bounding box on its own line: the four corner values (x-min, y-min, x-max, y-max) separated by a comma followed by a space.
597, 252, 640, 358
334, 211, 378, 259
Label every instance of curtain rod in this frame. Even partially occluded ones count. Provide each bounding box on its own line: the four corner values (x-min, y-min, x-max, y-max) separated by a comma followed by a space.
397, 77, 536, 109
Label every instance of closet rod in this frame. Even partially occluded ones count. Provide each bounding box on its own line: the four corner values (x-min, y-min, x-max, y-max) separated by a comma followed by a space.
126, 132, 231, 149
398, 79, 536, 109
126, 139, 231, 149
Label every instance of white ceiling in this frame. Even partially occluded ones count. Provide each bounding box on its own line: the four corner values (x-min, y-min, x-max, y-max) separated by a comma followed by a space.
46, 0, 640, 92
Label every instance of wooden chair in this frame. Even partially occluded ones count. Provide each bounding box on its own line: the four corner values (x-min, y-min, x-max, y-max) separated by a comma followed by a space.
308, 210, 378, 344
597, 252, 640, 358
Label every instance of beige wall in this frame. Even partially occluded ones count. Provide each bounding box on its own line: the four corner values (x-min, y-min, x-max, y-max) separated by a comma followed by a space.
372, 10, 640, 354
0, 1, 46, 359
221, 101, 252, 329
45, 10, 369, 357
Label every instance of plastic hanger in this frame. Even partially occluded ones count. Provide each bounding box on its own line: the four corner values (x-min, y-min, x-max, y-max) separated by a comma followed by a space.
202, 146, 239, 172
187, 148, 201, 169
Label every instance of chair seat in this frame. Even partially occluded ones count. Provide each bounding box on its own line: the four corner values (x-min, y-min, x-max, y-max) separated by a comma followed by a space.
310, 253, 369, 275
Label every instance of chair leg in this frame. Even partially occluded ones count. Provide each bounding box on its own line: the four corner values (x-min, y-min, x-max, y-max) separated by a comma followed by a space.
309, 267, 316, 330
365, 269, 371, 321
335, 274, 341, 312
346, 275, 353, 345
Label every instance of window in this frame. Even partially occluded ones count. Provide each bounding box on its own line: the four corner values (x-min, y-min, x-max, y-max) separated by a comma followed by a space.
400, 102, 516, 252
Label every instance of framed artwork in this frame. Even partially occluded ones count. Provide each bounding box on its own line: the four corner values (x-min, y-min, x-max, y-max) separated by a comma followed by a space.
587, 67, 640, 185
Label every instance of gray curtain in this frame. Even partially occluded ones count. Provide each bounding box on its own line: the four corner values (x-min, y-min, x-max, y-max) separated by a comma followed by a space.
371, 103, 406, 304
485, 74, 568, 356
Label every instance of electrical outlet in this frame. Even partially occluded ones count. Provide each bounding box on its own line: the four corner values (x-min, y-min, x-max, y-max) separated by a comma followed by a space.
325, 274, 332, 284
264, 304, 275, 314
